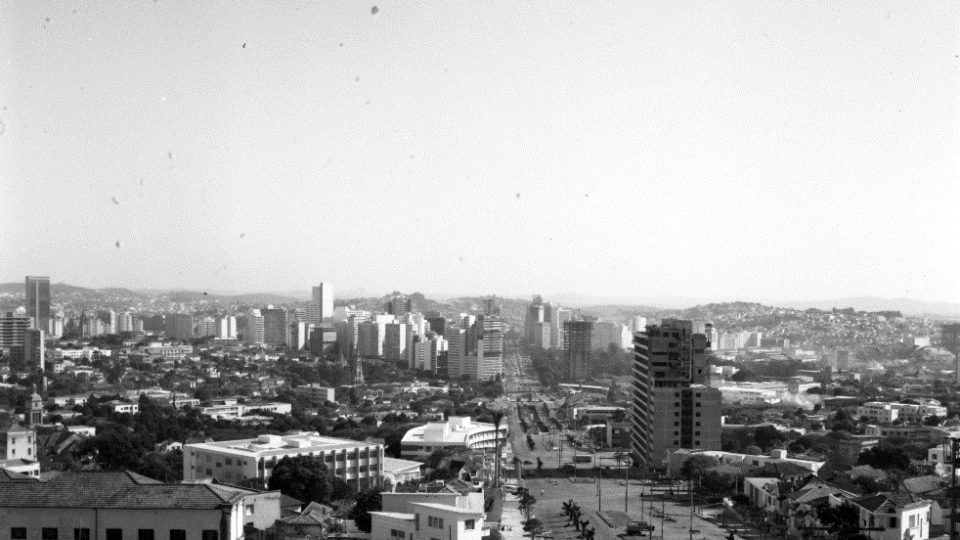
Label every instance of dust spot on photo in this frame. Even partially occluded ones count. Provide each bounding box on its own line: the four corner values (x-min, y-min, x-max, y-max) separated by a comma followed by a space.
371, 6, 379, 15
111, 197, 120, 205
115, 241, 121, 248
167, 152, 173, 160
239, 232, 246, 238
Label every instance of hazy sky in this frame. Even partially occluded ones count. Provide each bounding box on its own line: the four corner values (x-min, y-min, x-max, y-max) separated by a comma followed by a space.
2, 1, 958, 303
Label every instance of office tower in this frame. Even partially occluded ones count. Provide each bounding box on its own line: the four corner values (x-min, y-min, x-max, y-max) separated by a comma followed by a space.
308, 283, 334, 325
22, 329, 45, 373
81, 311, 104, 338
564, 319, 594, 382
943, 324, 960, 384
244, 312, 264, 345
132, 318, 144, 333
386, 295, 412, 316
261, 308, 287, 345
631, 319, 721, 467
525, 296, 544, 347
426, 315, 446, 337
25, 276, 50, 331
545, 304, 561, 349
216, 316, 237, 339
482, 296, 501, 317
446, 327, 466, 379
357, 321, 383, 358
165, 313, 195, 341
383, 322, 408, 362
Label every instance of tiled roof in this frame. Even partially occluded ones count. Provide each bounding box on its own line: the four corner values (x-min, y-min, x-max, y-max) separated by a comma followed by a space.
0, 471, 255, 509
853, 491, 928, 513
0, 469, 38, 483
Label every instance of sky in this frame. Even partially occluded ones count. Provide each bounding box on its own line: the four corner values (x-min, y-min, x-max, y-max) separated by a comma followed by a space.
1, 1, 959, 304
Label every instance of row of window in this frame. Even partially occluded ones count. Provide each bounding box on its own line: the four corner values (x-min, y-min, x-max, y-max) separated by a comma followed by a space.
427, 517, 444, 529
11, 530, 217, 540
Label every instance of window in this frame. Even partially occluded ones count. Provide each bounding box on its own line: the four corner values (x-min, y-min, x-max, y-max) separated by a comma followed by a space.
138, 530, 154, 540
201, 532, 218, 540
74, 530, 91, 540
889, 517, 897, 528
225, 458, 233, 466
245, 504, 254, 516
909, 515, 915, 528
106, 530, 122, 540
170, 530, 186, 540
465, 520, 475, 530
427, 517, 444, 529
43, 529, 59, 540
11, 528, 26, 540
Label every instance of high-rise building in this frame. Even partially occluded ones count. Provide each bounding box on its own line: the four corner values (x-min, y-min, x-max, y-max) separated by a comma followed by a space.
0, 312, 30, 352
475, 316, 504, 381
98, 310, 117, 335
564, 319, 594, 382
942, 323, 960, 384
165, 313, 195, 341
592, 321, 631, 351
425, 315, 446, 337
482, 296, 501, 317
386, 295, 412, 316
22, 329, 45, 373
445, 327, 466, 379
383, 322, 408, 362
24, 276, 50, 331
244, 312, 264, 345
308, 283, 334, 325
216, 316, 237, 339
117, 311, 134, 333
631, 319, 721, 467
196, 316, 217, 337
525, 297, 544, 347
357, 321, 383, 358
261, 308, 287, 345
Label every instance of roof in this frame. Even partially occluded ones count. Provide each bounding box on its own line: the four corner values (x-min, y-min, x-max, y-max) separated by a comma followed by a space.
369, 511, 416, 521
0, 469, 38, 483
853, 492, 930, 513
383, 457, 423, 474
410, 502, 484, 515
0, 471, 268, 510
902, 476, 943, 495
185, 432, 381, 458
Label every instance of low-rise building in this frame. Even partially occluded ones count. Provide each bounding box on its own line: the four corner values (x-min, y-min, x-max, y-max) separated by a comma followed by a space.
666, 448, 825, 478
0, 471, 283, 540
383, 457, 423, 487
183, 432, 384, 490
400, 417, 508, 460
371, 489, 486, 540
851, 492, 931, 540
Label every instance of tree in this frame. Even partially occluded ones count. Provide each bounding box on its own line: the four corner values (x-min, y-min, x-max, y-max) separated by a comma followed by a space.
523, 518, 544, 540
753, 425, 783, 451
856, 446, 910, 471
349, 487, 383, 533
516, 487, 537, 521
680, 455, 718, 480
267, 456, 342, 505
924, 414, 943, 426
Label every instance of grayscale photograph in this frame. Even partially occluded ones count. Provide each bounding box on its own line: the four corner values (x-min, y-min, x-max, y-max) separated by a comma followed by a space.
1, 2, 959, 540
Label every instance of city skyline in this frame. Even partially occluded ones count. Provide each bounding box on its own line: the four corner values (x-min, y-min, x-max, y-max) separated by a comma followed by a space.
3, 1, 959, 303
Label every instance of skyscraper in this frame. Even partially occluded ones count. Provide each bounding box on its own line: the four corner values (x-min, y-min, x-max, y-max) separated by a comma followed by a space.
0, 312, 30, 351
564, 319, 594, 382
261, 308, 288, 345
165, 313, 195, 342
244, 312, 265, 345
631, 319, 721, 467
386, 295, 412, 316
308, 283, 334, 325
942, 323, 960, 384
25, 276, 50, 331
482, 296, 501, 317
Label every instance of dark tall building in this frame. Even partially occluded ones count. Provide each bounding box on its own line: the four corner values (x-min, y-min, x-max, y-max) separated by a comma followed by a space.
563, 319, 594, 382
386, 295, 412, 316
426, 316, 446, 337
482, 296, 501, 317
25, 276, 50, 331
943, 323, 960, 384
631, 319, 721, 467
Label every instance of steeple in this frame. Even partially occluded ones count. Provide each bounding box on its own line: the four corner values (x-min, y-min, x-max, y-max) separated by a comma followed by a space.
28, 384, 43, 426
352, 353, 364, 385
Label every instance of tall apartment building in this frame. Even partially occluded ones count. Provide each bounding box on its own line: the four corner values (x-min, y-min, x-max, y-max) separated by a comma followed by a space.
24, 276, 50, 331
164, 313, 195, 341
592, 321, 631, 351
564, 319, 594, 382
216, 315, 237, 339
195, 316, 217, 337
445, 327, 466, 379
244, 312, 265, 345
482, 296, 501, 317
261, 308, 287, 346
631, 319, 721, 467
0, 312, 30, 352
475, 316, 504, 381
117, 311, 134, 333
943, 323, 960, 384
307, 283, 334, 325
98, 310, 117, 335
525, 297, 545, 347
20, 329, 45, 373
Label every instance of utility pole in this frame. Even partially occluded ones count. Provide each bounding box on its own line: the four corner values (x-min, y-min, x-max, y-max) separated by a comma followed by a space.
688, 478, 694, 540
624, 452, 629, 513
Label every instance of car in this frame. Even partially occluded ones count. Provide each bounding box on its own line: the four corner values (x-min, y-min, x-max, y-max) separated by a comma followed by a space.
625, 522, 655, 536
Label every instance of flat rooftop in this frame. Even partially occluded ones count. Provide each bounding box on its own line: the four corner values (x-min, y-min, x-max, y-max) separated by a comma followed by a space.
186, 431, 381, 457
